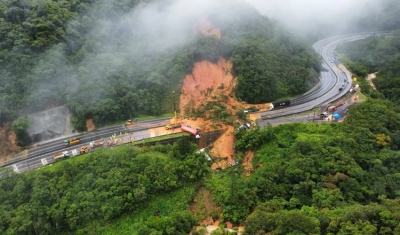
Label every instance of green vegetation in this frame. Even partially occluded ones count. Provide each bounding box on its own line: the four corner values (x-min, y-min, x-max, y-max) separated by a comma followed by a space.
0, 0, 319, 139
10, 116, 31, 146
0, 139, 210, 234
206, 98, 400, 234
2, 98, 400, 234
337, 31, 400, 103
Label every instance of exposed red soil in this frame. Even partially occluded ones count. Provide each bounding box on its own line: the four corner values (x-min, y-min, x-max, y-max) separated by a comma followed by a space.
190, 188, 220, 226
179, 58, 234, 113
242, 151, 254, 176
86, 119, 95, 132
0, 124, 20, 165
210, 126, 236, 170
193, 19, 221, 39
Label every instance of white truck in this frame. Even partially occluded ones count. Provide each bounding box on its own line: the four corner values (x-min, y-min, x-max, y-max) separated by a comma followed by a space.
53, 151, 69, 163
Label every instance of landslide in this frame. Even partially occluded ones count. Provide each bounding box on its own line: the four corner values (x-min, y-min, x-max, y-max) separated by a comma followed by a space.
177, 2, 320, 169
0, 124, 20, 164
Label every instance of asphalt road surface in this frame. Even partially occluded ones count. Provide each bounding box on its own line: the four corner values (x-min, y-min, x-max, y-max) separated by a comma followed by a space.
6, 118, 172, 173
260, 94, 359, 127
3, 32, 388, 173
257, 32, 385, 125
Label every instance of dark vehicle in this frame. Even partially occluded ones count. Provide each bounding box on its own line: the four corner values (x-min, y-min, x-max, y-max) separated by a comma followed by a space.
268, 100, 291, 110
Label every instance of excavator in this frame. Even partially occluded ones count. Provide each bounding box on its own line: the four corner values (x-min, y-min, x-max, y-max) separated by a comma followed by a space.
124, 119, 133, 128
165, 110, 181, 130
166, 95, 181, 130
80, 145, 91, 154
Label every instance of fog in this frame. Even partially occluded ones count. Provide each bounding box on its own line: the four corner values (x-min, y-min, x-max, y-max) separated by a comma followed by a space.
29, 0, 393, 104
25, 0, 393, 141
245, 0, 385, 36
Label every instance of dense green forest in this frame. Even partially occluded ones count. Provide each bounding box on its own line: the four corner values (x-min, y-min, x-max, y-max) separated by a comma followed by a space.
212, 98, 400, 234
0, 138, 209, 234
337, 31, 400, 105
2, 98, 400, 235
0, 0, 319, 134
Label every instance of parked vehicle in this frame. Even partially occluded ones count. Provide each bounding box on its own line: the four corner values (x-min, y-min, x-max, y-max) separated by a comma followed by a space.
268, 100, 291, 110
64, 138, 80, 146
328, 106, 337, 112
80, 145, 91, 154
53, 151, 69, 163
90, 140, 104, 147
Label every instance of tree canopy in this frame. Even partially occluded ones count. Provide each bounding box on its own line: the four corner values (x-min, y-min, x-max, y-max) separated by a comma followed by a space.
337, 31, 400, 105
0, 0, 319, 132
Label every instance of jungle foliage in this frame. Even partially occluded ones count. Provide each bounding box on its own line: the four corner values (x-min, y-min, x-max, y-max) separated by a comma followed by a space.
337, 31, 400, 104
0, 0, 319, 133
206, 98, 400, 234
1, 98, 400, 234
0, 139, 210, 234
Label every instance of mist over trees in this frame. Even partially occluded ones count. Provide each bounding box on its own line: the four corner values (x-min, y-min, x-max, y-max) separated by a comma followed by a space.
1, 0, 319, 133
247, 0, 400, 41
337, 31, 400, 104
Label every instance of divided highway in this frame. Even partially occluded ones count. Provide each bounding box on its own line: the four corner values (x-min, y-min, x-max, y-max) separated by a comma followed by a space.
5, 118, 171, 173
3, 32, 387, 173
257, 33, 382, 124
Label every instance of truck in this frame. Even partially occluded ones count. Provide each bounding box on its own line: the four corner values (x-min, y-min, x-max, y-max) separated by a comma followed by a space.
90, 140, 104, 147
64, 138, 80, 146
327, 106, 337, 112
165, 123, 181, 130
268, 100, 291, 110
53, 151, 69, 163
181, 125, 201, 138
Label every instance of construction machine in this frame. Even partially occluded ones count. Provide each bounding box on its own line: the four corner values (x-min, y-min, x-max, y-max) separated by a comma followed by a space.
124, 119, 134, 128
165, 111, 181, 130
166, 91, 181, 130
80, 145, 91, 154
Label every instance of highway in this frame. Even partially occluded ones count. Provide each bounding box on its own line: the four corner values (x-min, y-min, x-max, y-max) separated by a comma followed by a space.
257, 33, 381, 122
6, 118, 173, 173
3, 32, 387, 174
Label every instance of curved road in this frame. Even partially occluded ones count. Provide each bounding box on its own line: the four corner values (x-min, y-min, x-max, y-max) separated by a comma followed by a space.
257, 32, 385, 123
4, 32, 389, 173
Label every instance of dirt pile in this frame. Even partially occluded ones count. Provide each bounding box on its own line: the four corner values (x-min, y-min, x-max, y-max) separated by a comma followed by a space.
366, 72, 378, 90
0, 124, 20, 164
210, 126, 236, 170
242, 151, 254, 176
178, 19, 268, 170
86, 119, 95, 132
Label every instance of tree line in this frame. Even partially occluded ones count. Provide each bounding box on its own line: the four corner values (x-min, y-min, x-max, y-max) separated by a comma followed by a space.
1, 0, 320, 137
337, 31, 400, 105
0, 137, 209, 234
207, 98, 400, 234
